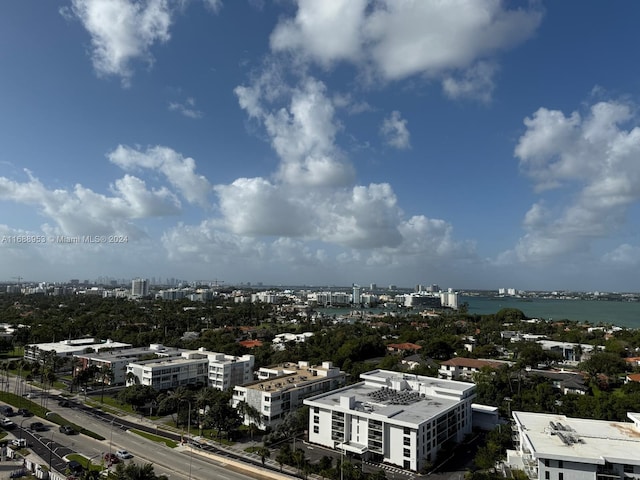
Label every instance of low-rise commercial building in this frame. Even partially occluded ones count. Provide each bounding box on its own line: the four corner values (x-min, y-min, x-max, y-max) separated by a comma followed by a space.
24, 338, 132, 363
507, 411, 640, 480
304, 369, 476, 472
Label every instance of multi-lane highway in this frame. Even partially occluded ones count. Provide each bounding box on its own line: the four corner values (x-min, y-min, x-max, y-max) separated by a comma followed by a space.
1, 382, 295, 480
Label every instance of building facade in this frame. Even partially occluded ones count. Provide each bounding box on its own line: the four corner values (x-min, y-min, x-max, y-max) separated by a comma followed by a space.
24, 338, 131, 363
126, 348, 254, 391
304, 370, 476, 472
232, 361, 345, 429
75, 344, 182, 385
507, 411, 640, 480
126, 351, 209, 390
131, 278, 149, 297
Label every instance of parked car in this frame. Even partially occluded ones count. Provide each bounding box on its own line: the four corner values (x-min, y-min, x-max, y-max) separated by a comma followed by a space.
0, 406, 15, 417
104, 453, 120, 465
29, 421, 46, 432
67, 460, 83, 475
16, 408, 32, 417
11, 438, 27, 448
1, 418, 15, 429
57, 399, 71, 407
115, 450, 133, 459
59, 425, 76, 435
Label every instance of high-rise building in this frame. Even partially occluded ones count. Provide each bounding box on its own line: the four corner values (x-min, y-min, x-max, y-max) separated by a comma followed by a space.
131, 278, 149, 297
352, 284, 361, 305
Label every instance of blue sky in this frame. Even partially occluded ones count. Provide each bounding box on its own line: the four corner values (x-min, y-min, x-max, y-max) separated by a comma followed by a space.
1, 0, 640, 292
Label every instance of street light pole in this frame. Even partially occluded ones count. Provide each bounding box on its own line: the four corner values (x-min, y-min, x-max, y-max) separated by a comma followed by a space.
48, 432, 54, 473
180, 399, 193, 480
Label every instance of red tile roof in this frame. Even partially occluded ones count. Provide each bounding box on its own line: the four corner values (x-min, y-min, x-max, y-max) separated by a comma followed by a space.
440, 357, 503, 369
387, 343, 422, 351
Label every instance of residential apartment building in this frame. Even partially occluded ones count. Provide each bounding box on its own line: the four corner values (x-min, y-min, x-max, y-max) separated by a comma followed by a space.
203, 351, 254, 390
232, 361, 345, 429
126, 351, 209, 390
125, 348, 254, 391
131, 278, 149, 297
507, 411, 640, 480
438, 357, 508, 381
304, 369, 476, 472
75, 343, 182, 385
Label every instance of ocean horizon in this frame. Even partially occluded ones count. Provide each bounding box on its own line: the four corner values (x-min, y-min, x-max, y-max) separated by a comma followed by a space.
462, 295, 640, 329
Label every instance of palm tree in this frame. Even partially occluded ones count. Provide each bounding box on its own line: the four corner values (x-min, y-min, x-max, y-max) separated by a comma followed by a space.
125, 371, 139, 386
99, 365, 114, 403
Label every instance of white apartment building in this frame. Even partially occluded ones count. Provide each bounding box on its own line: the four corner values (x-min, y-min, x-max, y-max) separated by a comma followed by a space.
126, 351, 209, 390
126, 348, 254, 391
507, 411, 640, 480
232, 361, 345, 429
75, 343, 182, 385
304, 370, 476, 472
203, 350, 254, 390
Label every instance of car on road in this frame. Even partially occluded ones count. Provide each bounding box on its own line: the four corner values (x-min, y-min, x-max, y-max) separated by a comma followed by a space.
59, 424, 76, 435
29, 421, 46, 432
57, 399, 72, 407
104, 453, 120, 465
115, 450, 133, 460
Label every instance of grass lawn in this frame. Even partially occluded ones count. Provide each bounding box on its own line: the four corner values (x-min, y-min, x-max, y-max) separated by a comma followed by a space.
66, 453, 104, 471
130, 429, 178, 448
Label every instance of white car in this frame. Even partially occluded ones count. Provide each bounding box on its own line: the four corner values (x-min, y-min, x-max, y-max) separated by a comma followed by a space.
115, 450, 133, 459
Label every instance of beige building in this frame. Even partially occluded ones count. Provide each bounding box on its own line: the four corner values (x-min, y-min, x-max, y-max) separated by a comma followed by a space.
232, 361, 345, 429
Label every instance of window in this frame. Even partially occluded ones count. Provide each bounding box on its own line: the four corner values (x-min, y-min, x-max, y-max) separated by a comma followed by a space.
404, 427, 411, 435
313, 426, 319, 434
403, 449, 410, 457
624, 465, 634, 474
314, 407, 319, 414
559, 473, 563, 480
558, 461, 563, 469
545, 472, 549, 480
314, 416, 319, 424
403, 437, 411, 446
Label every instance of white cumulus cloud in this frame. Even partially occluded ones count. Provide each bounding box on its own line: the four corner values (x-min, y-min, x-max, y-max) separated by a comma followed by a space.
64, 0, 173, 86
380, 111, 411, 149
270, 0, 543, 99
502, 98, 640, 265
108, 145, 212, 207
0, 170, 180, 238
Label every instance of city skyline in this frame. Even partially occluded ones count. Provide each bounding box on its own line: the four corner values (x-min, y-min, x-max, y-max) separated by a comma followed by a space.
2, 2, 640, 292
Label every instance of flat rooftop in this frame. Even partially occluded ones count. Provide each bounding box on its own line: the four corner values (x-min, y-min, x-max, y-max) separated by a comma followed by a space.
27, 339, 131, 354
242, 363, 342, 392
514, 411, 640, 465
306, 371, 475, 426
78, 345, 182, 361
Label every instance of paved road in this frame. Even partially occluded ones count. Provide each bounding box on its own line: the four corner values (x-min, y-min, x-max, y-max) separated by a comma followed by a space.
1, 382, 296, 480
